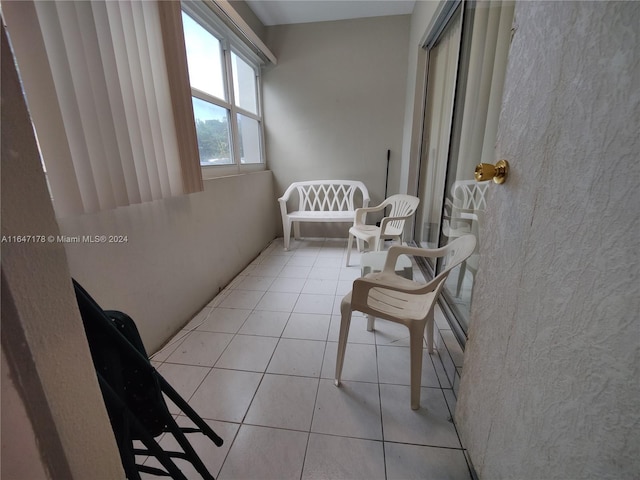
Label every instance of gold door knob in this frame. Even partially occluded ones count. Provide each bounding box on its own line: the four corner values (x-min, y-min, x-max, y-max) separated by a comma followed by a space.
474, 159, 509, 184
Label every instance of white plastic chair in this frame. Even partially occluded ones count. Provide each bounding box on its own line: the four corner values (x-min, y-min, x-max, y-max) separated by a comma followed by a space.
335, 234, 476, 409
442, 180, 488, 296
345, 194, 420, 266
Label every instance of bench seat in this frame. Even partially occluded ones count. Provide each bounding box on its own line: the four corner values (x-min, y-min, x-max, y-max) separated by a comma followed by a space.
286, 211, 356, 221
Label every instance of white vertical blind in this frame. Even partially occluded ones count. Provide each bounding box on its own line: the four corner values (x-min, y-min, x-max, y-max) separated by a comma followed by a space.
456, 0, 515, 175
416, 6, 463, 248
93, 0, 142, 206
9, 0, 186, 215
144, 2, 184, 196
481, 1, 514, 165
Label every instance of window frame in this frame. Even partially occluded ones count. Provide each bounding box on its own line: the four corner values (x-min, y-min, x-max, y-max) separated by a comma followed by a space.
181, 2, 266, 179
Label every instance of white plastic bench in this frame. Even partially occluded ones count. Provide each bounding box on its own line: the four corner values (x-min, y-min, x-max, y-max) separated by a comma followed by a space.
278, 180, 370, 250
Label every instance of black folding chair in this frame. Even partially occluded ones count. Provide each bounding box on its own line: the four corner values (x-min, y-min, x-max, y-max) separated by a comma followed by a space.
74, 280, 223, 480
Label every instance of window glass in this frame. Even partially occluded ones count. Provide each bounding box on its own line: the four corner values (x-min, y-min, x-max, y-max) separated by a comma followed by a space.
192, 97, 232, 165
236, 114, 261, 164
415, 7, 462, 251
231, 52, 258, 114
413, 2, 514, 343
181, 6, 264, 170
438, 2, 514, 335
182, 12, 226, 101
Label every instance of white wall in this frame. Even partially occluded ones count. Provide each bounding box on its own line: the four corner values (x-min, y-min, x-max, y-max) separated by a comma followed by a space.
3, 0, 277, 354
1, 349, 49, 480
399, 0, 440, 195
457, 2, 640, 478
263, 15, 410, 236
58, 171, 277, 353
228, 0, 267, 41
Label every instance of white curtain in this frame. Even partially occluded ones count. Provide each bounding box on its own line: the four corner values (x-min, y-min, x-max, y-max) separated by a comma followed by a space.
5, 0, 185, 215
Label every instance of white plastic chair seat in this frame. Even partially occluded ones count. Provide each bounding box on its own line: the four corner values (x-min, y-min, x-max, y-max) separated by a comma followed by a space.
360, 251, 413, 280
335, 235, 476, 410
442, 214, 472, 238
348, 224, 379, 248
346, 194, 420, 266
352, 224, 378, 233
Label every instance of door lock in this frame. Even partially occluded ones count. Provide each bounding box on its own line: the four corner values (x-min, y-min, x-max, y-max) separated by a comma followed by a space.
474, 160, 509, 184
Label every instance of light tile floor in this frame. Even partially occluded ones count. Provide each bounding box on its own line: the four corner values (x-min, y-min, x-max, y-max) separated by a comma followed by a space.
146, 238, 474, 480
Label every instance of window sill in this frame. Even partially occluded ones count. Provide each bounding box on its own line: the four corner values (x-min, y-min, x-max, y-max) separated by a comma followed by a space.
201, 162, 265, 180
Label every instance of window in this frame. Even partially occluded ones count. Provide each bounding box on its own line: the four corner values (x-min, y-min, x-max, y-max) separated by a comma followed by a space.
4, 0, 197, 216
181, 6, 264, 175
4, 0, 271, 216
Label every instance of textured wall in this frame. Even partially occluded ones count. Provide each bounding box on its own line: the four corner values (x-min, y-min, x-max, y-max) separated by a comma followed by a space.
457, 2, 640, 479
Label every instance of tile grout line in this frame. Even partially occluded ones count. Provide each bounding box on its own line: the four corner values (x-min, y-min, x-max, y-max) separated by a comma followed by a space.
210, 252, 295, 477
223, 243, 313, 478
373, 318, 390, 480
298, 295, 331, 479
160, 238, 472, 479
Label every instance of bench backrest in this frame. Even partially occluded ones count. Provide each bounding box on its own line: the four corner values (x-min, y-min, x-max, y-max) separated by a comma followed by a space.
282, 180, 370, 212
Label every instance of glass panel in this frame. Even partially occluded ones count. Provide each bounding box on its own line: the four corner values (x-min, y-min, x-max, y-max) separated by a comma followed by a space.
236, 114, 262, 164
231, 52, 258, 114
439, 1, 515, 333
192, 97, 232, 165
414, 7, 463, 257
182, 12, 226, 100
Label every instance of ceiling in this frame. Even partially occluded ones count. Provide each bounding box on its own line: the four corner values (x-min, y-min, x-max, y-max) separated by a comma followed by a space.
244, 0, 416, 26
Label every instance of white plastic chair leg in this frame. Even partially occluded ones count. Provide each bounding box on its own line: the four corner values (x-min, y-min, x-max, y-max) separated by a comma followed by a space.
335, 298, 353, 387
283, 220, 292, 251
409, 326, 424, 410
426, 315, 434, 354
366, 314, 375, 332
346, 234, 354, 266
293, 221, 301, 240
456, 262, 467, 297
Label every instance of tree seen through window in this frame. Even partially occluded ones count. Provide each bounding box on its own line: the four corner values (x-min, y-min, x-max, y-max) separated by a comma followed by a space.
195, 118, 230, 164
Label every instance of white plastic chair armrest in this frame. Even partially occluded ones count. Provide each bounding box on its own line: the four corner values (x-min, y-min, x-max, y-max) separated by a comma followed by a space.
354, 204, 386, 225
278, 183, 301, 219
278, 198, 289, 220
357, 204, 387, 214
278, 183, 298, 204
382, 245, 454, 274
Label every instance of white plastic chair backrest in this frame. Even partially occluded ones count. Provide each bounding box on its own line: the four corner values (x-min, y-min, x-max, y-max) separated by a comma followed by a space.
381, 194, 420, 235
451, 180, 489, 211
433, 235, 477, 286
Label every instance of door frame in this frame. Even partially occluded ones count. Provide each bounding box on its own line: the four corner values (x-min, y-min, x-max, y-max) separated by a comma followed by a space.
410, 0, 468, 347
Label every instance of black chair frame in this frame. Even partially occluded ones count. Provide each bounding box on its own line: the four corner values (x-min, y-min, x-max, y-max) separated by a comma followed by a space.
74, 280, 223, 480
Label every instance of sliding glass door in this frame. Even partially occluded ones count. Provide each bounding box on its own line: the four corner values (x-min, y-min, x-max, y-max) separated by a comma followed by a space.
415, 5, 463, 252
414, 1, 514, 344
